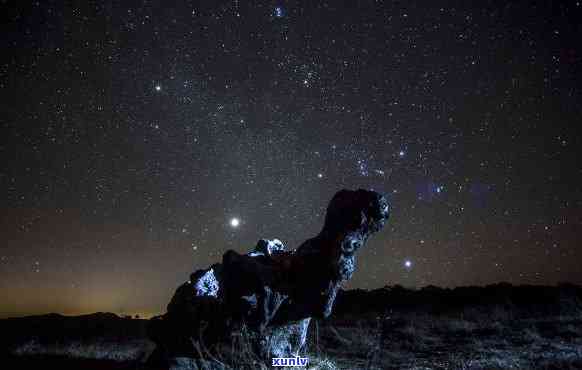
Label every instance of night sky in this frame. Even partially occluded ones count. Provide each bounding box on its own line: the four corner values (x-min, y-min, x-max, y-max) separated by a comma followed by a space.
1, 1, 581, 318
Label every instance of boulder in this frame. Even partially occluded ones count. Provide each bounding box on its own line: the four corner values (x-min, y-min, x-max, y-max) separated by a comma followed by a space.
147, 189, 390, 367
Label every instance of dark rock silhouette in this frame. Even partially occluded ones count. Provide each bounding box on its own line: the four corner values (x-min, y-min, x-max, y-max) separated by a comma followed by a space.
146, 189, 390, 366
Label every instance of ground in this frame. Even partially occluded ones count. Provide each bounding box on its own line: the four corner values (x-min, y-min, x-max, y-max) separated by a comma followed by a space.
3, 285, 582, 369
2, 304, 582, 369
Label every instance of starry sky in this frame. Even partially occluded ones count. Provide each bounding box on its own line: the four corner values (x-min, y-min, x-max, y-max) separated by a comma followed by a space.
1, 1, 581, 318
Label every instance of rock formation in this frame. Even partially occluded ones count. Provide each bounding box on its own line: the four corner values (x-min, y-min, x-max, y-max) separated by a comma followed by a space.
147, 189, 390, 368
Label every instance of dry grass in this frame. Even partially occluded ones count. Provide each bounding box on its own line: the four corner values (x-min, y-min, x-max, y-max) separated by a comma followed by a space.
5, 309, 582, 369
313, 310, 582, 370
12, 337, 154, 362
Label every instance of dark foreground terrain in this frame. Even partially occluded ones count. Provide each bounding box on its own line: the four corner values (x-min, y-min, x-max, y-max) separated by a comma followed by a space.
2, 283, 581, 369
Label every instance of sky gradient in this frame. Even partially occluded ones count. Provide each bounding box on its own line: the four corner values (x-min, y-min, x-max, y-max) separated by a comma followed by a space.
1, 0, 581, 318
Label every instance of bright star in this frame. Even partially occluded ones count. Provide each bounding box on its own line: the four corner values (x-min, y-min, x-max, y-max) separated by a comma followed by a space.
155, 85, 161, 91
317, 173, 323, 178
398, 150, 405, 157
404, 260, 413, 269
229, 217, 240, 228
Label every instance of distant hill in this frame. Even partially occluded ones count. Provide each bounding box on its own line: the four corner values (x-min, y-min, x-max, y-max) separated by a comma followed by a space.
334, 283, 582, 317
0, 311, 147, 357
2, 312, 121, 321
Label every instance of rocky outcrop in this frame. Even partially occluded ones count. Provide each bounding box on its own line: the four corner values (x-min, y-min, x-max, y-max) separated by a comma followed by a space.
147, 189, 390, 367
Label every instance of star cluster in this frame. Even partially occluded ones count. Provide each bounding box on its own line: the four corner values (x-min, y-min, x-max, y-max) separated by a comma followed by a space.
1, 1, 581, 318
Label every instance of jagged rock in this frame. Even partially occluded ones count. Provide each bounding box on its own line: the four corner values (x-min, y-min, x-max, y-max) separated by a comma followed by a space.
248, 238, 286, 257
147, 189, 390, 367
260, 318, 311, 358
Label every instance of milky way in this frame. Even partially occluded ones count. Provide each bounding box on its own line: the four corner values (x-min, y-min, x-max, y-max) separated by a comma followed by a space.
1, 1, 581, 317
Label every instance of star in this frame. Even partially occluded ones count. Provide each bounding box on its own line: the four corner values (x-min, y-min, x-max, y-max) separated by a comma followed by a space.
357, 159, 369, 177
4, 0, 579, 317
229, 217, 240, 228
